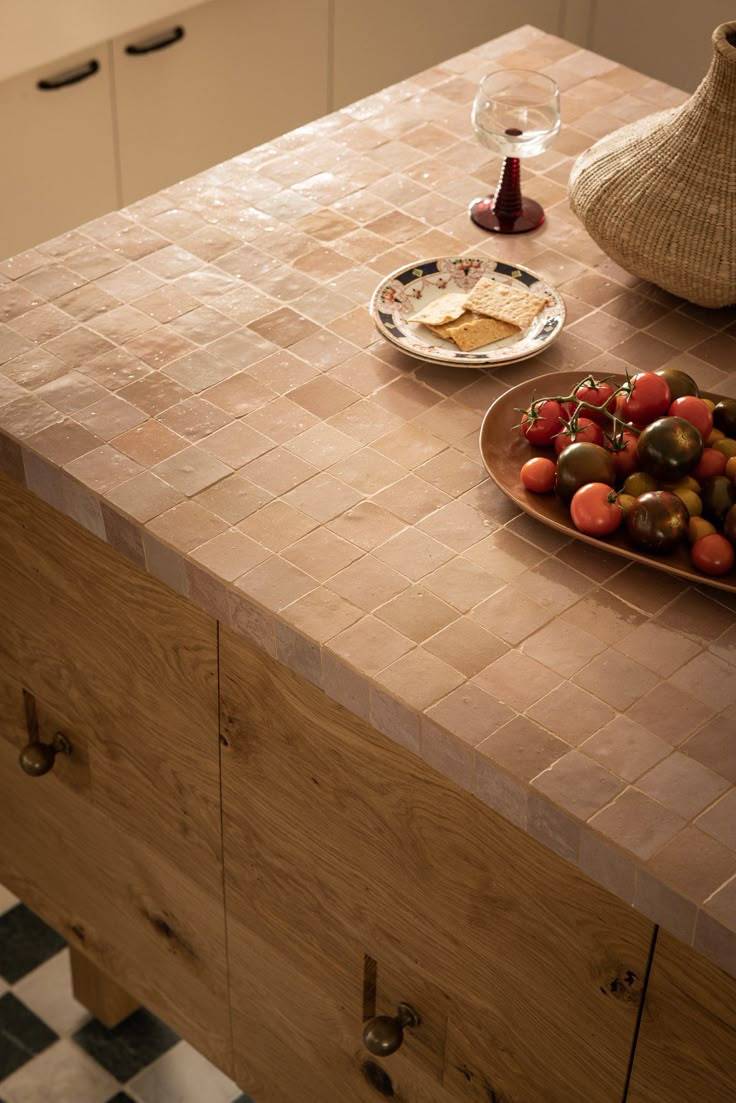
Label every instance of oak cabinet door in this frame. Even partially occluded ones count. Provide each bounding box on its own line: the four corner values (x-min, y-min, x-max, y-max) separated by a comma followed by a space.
0, 474, 230, 1071
0, 44, 118, 258
220, 627, 654, 1102
628, 929, 736, 1102
113, 0, 329, 205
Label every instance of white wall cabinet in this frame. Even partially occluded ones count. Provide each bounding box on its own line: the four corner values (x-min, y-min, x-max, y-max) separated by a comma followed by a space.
0, 43, 118, 258
113, 0, 329, 205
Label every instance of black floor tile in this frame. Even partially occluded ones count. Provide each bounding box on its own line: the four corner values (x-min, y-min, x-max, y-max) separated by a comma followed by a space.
0, 992, 58, 1079
105, 1094, 138, 1103
0, 904, 66, 983
73, 1007, 179, 1081
234, 1096, 257, 1103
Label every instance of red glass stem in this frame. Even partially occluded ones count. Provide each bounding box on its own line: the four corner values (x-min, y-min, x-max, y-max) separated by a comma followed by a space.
493, 157, 523, 222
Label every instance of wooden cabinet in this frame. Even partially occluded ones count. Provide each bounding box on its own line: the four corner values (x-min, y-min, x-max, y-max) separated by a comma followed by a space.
331, 0, 563, 108
628, 929, 736, 1102
112, 0, 329, 205
0, 474, 230, 1071
219, 626, 655, 1103
0, 43, 118, 258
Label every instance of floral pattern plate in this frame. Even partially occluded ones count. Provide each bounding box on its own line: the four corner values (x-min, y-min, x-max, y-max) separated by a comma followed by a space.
370, 256, 565, 368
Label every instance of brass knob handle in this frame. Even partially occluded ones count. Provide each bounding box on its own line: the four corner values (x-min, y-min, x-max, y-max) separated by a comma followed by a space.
362, 1003, 420, 1057
19, 733, 71, 777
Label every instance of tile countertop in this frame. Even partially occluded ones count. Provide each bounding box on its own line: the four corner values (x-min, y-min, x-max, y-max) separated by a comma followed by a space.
3, 24, 736, 978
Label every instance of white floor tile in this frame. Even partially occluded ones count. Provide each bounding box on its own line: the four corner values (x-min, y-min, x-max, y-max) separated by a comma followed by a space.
129, 1040, 241, 1103
0, 882, 18, 915
14, 949, 90, 1037
1, 1039, 118, 1103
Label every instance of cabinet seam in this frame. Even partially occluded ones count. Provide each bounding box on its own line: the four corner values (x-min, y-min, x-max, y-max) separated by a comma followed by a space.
621, 923, 659, 1102
216, 619, 237, 1075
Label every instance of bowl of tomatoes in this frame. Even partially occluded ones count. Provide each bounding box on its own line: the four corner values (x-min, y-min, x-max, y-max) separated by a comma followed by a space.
479, 367, 736, 589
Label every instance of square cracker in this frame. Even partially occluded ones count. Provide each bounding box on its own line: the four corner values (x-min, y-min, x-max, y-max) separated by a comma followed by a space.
466, 276, 548, 330
408, 291, 468, 325
428, 311, 518, 352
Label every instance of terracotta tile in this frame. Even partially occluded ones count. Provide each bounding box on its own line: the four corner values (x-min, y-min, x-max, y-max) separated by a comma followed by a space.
235, 555, 314, 610
695, 790, 736, 851
113, 420, 186, 465
126, 327, 196, 369
373, 527, 454, 581
616, 620, 701, 678
0, 394, 63, 438
694, 909, 736, 975
574, 650, 659, 709
64, 444, 142, 492
703, 877, 736, 932
590, 787, 686, 859
2, 347, 67, 388
690, 331, 736, 370
191, 528, 270, 580
522, 619, 605, 677
146, 499, 228, 552
628, 681, 714, 745
75, 394, 147, 440
635, 868, 697, 944
421, 557, 503, 613
655, 590, 735, 644
282, 527, 362, 581
471, 583, 553, 646
377, 647, 465, 710
281, 586, 362, 643
416, 499, 493, 552
194, 473, 272, 524
608, 563, 685, 614
420, 716, 474, 789
245, 396, 319, 444
119, 372, 189, 415
327, 501, 405, 550
370, 686, 421, 754
249, 306, 319, 347
637, 751, 729, 821
142, 531, 189, 595
9, 303, 74, 344
427, 683, 514, 746
283, 472, 361, 522
286, 422, 361, 469
711, 624, 736, 668
373, 474, 451, 523
134, 285, 202, 324
156, 396, 233, 443
151, 445, 231, 496
581, 714, 671, 782
670, 652, 736, 712
416, 447, 484, 497
44, 326, 114, 366
683, 714, 736, 784
239, 500, 316, 551
106, 471, 183, 523
477, 715, 568, 783
563, 587, 646, 643
101, 503, 145, 567
241, 446, 317, 494
465, 528, 544, 581
578, 831, 636, 903
326, 553, 409, 611
376, 585, 458, 643
329, 350, 399, 396
327, 615, 413, 675
23, 451, 64, 509
474, 649, 561, 711
289, 329, 355, 370
203, 371, 275, 416
200, 422, 272, 468
506, 513, 570, 553
532, 749, 624, 819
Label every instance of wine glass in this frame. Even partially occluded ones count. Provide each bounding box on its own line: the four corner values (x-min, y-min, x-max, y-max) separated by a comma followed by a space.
469, 70, 560, 234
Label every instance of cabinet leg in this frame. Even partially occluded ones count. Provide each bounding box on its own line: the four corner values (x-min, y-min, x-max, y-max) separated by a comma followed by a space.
69, 947, 140, 1028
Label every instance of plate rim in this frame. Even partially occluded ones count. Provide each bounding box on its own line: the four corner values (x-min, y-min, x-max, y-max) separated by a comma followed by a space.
479, 370, 736, 595
370, 254, 566, 368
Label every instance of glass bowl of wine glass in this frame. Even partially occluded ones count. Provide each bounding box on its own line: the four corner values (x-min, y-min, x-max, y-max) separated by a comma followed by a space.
470, 69, 561, 234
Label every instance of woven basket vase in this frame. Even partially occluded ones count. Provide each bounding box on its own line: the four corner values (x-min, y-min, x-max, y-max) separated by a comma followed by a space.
569, 21, 736, 308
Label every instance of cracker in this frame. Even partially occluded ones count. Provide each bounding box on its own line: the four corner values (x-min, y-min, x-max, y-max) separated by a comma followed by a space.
408, 291, 468, 325
435, 311, 518, 352
466, 276, 548, 330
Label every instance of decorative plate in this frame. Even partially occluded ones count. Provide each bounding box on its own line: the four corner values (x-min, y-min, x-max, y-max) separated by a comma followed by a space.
370, 256, 565, 368
480, 370, 736, 594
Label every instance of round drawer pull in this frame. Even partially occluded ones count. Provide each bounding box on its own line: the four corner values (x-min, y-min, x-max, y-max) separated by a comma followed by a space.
362, 1002, 421, 1057
19, 733, 71, 777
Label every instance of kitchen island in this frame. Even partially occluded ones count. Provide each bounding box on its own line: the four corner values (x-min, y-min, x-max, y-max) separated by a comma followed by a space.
1, 24, 736, 1102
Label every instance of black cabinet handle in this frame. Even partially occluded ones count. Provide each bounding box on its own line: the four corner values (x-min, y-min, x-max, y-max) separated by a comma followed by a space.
37, 59, 99, 91
125, 25, 185, 55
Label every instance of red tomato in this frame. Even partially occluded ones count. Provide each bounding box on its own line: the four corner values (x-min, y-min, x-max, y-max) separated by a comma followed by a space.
605, 428, 639, 478
520, 456, 556, 493
669, 396, 713, 440
691, 533, 735, 576
570, 483, 624, 536
553, 416, 604, 454
621, 372, 672, 425
694, 447, 727, 480
520, 399, 565, 446
575, 380, 617, 424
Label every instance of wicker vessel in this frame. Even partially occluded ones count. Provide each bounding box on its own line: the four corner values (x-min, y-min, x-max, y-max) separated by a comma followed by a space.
569, 22, 736, 308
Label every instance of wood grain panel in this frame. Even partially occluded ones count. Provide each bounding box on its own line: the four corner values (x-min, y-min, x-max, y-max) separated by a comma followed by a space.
220, 626, 654, 1102
0, 474, 230, 1070
628, 929, 736, 1102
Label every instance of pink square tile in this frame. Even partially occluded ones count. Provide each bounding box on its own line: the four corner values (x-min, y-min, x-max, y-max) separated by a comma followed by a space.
106, 470, 182, 523
376, 585, 458, 643
377, 647, 465, 710
522, 619, 605, 677
426, 683, 514, 746
282, 527, 362, 581
241, 447, 318, 495
327, 615, 413, 675
373, 527, 454, 581
616, 621, 701, 678
235, 554, 315, 610
373, 474, 451, 524
370, 687, 421, 754
628, 681, 715, 745
637, 752, 730, 821
146, 500, 228, 551
194, 474, 271, 524
683, 714, 736, 785
590, 787, 686, 859
156, 397, 232, 443
281, 585, 362, 643
200, 422, 272, 469
474, 649, 561, 711
203, 371, 275, 416
471, 583, 553, 646
670, 653, 736, 712
574, 650, 659, 709
695, 790, 736, 851
581, 714, 671, 782
646, 827, 736, 905
191, 528, 270, 580
239, 500, 316, 551
113, 420, 186, 465
152, 445, 231, 496
75, 394, 147, 441
532, 750, 624, 819
282, 472, 361, 522
478, 715, 568, 784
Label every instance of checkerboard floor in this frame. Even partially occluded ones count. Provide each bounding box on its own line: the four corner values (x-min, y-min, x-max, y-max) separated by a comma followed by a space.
0, 884, 254, 1103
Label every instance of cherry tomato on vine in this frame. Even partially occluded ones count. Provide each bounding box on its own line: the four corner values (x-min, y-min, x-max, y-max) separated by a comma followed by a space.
570, 483, 624, 536
553, 416, 604, 454
691, 533, 735, 577
520, 456, 556, 493
694, 447, 727, 480
575, 380, 617, 424
520, 400, 565, 446
605, 428, 639, 478
621, 372, 672, 426
669, 396, 713, 440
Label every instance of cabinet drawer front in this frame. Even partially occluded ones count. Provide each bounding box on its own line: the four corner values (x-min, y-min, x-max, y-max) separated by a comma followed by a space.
113, 0, 329, 204
0, 44, 118, 258
0, 474, 230, 1069
220, 628, 654, 1103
